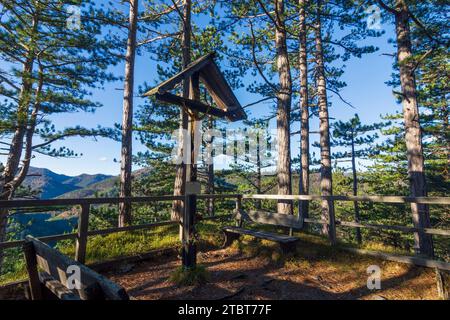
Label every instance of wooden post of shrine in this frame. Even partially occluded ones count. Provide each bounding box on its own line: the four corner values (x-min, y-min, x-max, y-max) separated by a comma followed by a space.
143, 53, 247, 269
182, 72, 200, 269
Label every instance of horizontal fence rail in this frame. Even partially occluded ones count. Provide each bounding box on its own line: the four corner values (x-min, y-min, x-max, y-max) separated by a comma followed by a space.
0, 194, 240, 254
243, 194, 450, 239
0, 195, 186, 209
0, 193, 449, 278
0, 215, 232, 251
300, 218, 450, 236
244, 194, 450, 205
1, 193, 448, 251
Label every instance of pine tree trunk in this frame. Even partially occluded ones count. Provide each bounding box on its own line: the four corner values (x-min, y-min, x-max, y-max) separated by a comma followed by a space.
275, 0, 293, 215
314, 0, 335, 240
171, 0, 191, 221
442, 100, 449, 180
394, 1, 433, 256
206, 162, 214, 216
0, 11, 39, 272
1, 58, 34, 196
0, 75, 43, 271
256, 129, 262, 209
351, 131, 362, 244
298, 0, 310, 221
118, 0, 138, 227
206, 118, 215, 216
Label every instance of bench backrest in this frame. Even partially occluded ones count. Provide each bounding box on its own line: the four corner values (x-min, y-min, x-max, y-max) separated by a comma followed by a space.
23, 235, 129, 300
235, 209, 303, 229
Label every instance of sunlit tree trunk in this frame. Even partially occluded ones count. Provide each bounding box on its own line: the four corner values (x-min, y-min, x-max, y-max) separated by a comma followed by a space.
314, 0, 335, 237
0, 10, 39, 273
443, 101, 449, 180
255, 129, 262, 209
350, 130, 362, 244
394, 0, 433, 256
298, 0, 310, 221
275, 0, 293, 215
119, 0, 138, 227
205, 118, 215, 216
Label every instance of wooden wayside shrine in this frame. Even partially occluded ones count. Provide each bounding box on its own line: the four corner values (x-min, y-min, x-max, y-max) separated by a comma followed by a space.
144, 52, 247, 269
143, 52, 247, 122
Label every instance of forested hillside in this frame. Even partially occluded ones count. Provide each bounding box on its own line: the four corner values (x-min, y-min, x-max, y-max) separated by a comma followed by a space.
21, 167, 112, 199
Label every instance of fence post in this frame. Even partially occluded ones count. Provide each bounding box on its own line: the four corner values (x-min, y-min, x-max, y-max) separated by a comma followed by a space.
235, 195, 242, 227
23, 241, 42, 300
436, 268, 449, 300
298, 198, 308, 231
75, 204, 90, 263
182, 194, 197, 269
328, 198, 337, 245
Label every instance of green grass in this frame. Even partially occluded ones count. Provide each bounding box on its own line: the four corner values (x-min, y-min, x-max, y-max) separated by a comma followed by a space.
59, 224, 180, 264
0, 219, 228, 286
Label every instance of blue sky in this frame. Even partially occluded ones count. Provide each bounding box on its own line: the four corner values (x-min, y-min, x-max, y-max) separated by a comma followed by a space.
0, 3, 401, 176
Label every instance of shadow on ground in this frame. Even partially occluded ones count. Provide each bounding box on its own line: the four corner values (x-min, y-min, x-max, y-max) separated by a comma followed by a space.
107, 239, 438, 300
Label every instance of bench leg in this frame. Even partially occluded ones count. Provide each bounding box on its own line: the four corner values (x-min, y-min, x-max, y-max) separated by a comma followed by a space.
222, 231, 240, 248
280, 242, 298, 255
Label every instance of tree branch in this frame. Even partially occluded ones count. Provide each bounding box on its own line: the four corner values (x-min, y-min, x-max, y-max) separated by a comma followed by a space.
255, 0, 280, 30
242, 96, 276, 109
249, 20, 277, 93
376, 0, 399, 15
32, 128, 117, 150
327, 87, 356, 109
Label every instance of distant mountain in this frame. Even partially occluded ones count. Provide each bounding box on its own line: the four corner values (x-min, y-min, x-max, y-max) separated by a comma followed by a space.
14, 167, 154, 240
56, 167, 153, 199
23, 167, 113, 199
56, 175, 119, 199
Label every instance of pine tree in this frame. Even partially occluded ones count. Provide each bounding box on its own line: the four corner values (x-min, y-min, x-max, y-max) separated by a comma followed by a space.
224, 0, 294, 214
230, 119, 276, 209
329, 114, 389, 243
297, 0, 311, 221
0, 0, 121, 272
135, 0, 228, 220
301, 0, 382, 241
314, 0, 335, 240
273, 0, 294, 215
410, 2, 449, 193
375, 0, 446, 256
119, 0, 139, 227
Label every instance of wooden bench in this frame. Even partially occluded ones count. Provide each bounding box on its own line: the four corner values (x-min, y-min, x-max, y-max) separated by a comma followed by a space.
23, 235, 129, 300
222, 209, 303, 253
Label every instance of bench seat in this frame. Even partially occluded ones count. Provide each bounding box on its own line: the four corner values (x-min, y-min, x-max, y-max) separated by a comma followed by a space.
223, 226, 299, 243
222, 226, 299, 253
23, 235, 129, 300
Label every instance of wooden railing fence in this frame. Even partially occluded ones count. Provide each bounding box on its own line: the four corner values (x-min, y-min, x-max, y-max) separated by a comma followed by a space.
0, 193, 448, 272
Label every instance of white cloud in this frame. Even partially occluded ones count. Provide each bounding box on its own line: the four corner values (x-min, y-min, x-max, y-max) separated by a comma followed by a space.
98, 157, 108, 162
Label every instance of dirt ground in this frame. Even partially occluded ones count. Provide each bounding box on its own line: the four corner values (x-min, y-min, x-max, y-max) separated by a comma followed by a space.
107, 246, 440, 300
